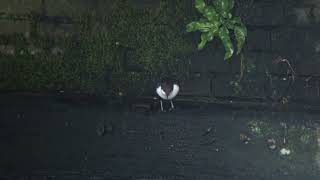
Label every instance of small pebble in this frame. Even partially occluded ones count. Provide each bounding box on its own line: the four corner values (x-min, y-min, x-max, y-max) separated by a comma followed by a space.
267, 138, 277, 150
280, 148, 291, 156
269, 144, 276, 150
96, 123, 106, 136
240, 133, 251, 144
267, 138, 276, 144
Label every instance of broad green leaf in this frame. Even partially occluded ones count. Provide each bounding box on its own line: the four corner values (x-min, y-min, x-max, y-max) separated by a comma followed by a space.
203, 6, 219, 22
234, 24, 247, 54
197, 39, 207, 50
218, 26, 234, 60
230, 17, 242, 26
195, 0, 206, 13
198, 31, 216, 49
186, 21, 212, 32
210, 24, 219, 35
225, 21, 234, 29
187, 0, 247, 60
213, 0, 234, 18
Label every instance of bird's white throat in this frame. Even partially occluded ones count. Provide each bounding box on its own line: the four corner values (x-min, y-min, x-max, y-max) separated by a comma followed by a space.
156, 84, 179, 100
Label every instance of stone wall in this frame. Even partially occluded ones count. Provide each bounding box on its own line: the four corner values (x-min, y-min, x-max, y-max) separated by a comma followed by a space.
0, 0, 320, 101
183, 0, 320, 101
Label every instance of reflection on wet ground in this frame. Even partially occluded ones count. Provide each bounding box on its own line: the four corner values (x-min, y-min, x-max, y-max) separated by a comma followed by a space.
0, 94, 320, 179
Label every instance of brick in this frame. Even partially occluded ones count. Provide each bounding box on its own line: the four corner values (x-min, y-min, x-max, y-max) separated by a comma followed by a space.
284, 3, 320, 25
205, 42, 231, 73
303, 77, 320, 97
291, 76, 308, 98
271, 28, 320, 63
264, 74, 296, 99
0, 20, 30, 34
213, 75, 236, 97
93, 0, 116, 18
271, 28, 306, 52
189, 53, 207, 73
314, 7, 320, 23
0, 0, 41, 14
215, 73, 266, 98
45, 0, 94, 18
38, 23, 78, 38
244, 2, 285, 26
229, 54, 241, 74
239, 75, 266, 98
180, 76, 211, 96
129, 0, 160, 9
285, 0, 320, 7
190, 39, 231, 73
296, 63, 320, 75
284, 7, 313, 25
246, 29, 271, 51
231, 52, 275, 74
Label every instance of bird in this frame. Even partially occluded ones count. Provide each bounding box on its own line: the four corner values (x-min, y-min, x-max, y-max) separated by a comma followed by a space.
156, 80, 179, 112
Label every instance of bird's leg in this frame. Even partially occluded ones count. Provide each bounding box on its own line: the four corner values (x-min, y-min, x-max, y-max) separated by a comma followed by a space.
160, 100, 164, 112
170, 100, 174, 109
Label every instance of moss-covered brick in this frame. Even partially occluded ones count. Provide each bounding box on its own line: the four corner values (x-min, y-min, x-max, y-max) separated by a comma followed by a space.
45, 0, 94, 18
0, 0, 41, 14
0, 20, 30, 34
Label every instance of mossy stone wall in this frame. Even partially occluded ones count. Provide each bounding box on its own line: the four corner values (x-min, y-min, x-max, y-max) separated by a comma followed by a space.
0, 0, 320, 101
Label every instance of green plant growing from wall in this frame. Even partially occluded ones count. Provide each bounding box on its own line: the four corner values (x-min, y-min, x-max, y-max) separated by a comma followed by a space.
186, 0, 247, 60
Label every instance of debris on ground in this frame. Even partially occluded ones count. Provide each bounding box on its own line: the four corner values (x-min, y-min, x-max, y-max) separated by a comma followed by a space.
96, 122, 114, 136
201, 126, 216, 145
202, 127, 213, 136
280, 148, 291, 156
240, 133, 251, 144
267, 138, 277, 150
96, 122, 106, 136
131, 103, 152, 112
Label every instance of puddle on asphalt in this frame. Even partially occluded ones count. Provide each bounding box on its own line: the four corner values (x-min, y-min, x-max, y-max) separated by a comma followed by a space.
1, 100, 320, 179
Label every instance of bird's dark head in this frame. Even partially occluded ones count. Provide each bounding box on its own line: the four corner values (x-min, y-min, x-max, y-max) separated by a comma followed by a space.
161, 81, 174, 96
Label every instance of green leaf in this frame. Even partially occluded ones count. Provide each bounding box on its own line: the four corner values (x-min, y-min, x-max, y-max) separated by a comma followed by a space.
225, 21, 234, 29
198, 39, 207, 50
203, 6, 219, 22
230, 17, 242, 26
198, 31, 216, 50
195, 0, 206, 13
187, 0, 246, 60
234, 24, 247, 54
218, 26, 234, 60
214, 0, 234, 18
186, 20, 212, 32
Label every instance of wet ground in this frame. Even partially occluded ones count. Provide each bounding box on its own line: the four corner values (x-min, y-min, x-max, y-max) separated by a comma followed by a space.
1, 93, 320, 179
